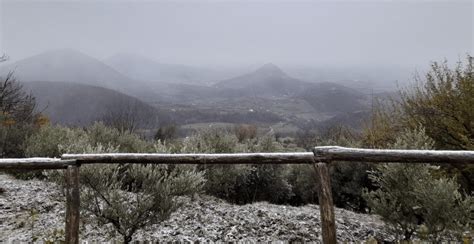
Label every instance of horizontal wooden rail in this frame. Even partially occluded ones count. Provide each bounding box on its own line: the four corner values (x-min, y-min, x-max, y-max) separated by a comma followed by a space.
313, 146, 474, 164
0, 158, 76, 170
62, 152, 316, 164
3, 146, 473, 170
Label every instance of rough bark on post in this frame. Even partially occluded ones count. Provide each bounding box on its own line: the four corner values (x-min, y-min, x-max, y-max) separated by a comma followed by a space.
65, 165, 80, 244
313, 162, 337, 244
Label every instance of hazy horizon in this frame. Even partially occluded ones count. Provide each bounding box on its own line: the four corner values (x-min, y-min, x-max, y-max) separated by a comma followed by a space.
1, 0, 472, 71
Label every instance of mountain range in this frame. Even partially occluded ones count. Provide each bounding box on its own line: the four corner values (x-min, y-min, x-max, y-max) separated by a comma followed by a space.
0, 49, 375, 132
104, 53, 240, 85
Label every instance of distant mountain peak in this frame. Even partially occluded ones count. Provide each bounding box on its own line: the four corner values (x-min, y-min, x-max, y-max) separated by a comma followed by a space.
255, 63, 285, 76
214, 62, 310, 97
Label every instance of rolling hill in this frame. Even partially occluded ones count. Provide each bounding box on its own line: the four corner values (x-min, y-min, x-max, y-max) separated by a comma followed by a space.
212, 63, 368, 114
214, 63, 310, 97
22, 81, 171, 127
0, 49, 155, 100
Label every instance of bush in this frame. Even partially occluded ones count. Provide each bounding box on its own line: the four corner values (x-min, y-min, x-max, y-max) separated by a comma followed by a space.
401, 57, 474, 150
363, 127, 472, 241
234, 124, 257, 142
240, 135, 293, 204
181, 128, 293, 204
0, 124, 36, 158
291, 126, 373, 211
154, 124, 177, 142
181, 127, 239, 153
361, 100, 403, 149
86, 122, 151, 153
21, 123, 151, 180
363, 57, 474, 192
400, 57, 474, 193
24, 122, 152, 157
24, 125, 86, 158
81, 164, 204, 243
10, 125, 84, 179
289, 162, 371, 210
47, 142, 204, 243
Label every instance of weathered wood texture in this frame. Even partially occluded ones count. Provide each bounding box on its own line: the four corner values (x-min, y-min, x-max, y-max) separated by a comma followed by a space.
0, 158, 74, 170
62, 152, 316, 164
65, 165, 80, 244
1, 147, 471, 170
313, 146, 474, 164
313, 162, 337, 244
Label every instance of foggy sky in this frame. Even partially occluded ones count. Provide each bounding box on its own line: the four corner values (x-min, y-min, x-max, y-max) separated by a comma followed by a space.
0, 0, 472, 69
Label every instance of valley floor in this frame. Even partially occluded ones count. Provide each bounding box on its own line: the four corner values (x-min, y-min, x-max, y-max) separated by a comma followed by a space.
0, 174, 393, 242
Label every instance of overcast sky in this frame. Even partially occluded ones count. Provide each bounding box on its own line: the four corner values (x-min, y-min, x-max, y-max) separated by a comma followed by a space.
0, 0, 472, 68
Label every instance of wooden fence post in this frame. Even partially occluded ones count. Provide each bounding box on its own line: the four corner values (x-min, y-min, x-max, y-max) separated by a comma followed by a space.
313, 162, 337, 244
65, 165, 80, 244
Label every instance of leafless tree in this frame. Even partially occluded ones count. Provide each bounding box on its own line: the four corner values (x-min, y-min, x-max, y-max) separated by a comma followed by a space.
101, 100, 152, 133
0, 71, 37, 123
0, 55, 37, 123
0, 54, 38, 157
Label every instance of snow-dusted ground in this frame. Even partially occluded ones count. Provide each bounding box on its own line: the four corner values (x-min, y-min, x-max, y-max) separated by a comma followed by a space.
0, 173, 392, 242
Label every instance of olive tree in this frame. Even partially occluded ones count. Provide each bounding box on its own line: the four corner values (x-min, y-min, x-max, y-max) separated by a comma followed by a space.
363, 127, 472, 241
81, 163, 204, 243
400, 57, 474, 150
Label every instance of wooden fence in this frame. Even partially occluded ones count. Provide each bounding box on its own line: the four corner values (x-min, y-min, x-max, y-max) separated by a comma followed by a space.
1, 146, 474, 244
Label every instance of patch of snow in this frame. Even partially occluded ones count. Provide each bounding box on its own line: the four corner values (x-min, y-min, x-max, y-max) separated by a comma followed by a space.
0, 174, 393, 242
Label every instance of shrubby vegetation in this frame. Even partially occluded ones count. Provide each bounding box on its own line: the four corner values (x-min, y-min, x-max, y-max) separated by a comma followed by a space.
364, 56, 474, 192
177, 128, 294, 204
154, 124, 177, 142
363, 127, 472, 241
359, 57, 474, 241
24, 125, 87, 157
81, 163, 204, 244
0, 69, 42, 157
24, 126, 204, 243
23, 122, 153, 158
20, 122, 372, 210
293, 125, 373, 211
